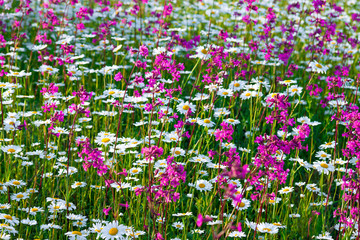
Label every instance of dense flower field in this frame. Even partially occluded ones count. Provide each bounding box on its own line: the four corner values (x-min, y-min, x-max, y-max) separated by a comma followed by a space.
1, 0, 360, 239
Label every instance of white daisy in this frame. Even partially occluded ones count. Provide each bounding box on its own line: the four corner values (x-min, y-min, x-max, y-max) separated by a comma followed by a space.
313, 161, 335, 175
101, 221, 128, 240
278, 187, 294, 194
308, 61, 329, 74
176, 101, 196, 114
194, 180, 213, 192
1, 145, 22, 154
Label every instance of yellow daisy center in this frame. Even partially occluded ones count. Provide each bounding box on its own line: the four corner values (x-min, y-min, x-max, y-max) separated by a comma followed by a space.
238, 202, 245, 208
109, 228, 118, 235
201, 49, 208, 54
320, 163, 328, 168
102, 138, 110, 143
72, 231, 82, 236
182, 105, 190, 110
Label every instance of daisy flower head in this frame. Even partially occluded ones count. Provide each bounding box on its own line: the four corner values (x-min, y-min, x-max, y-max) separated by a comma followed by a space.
288, 85, 303, 96
232, 198, 251, 211
48, 201, 66, 213
163, 132, 180, 143
6, 179, 26, 188
306, 184, 320, 193
309, 61, 329, 74
319, 141, 336, 149
224, 118, 240, 125
153, 46, 173, 56
217, 88, 234, 98
198, 118, 215, 128
213, 108, 231, 118
129, 168, 142, 175
189, 155, 210, 163
272, 222, 286, 229
296, 158, 313, 170
190, 44, 214, 60
101, 221, 127, 240
98, 131, 116, 138
0, 204, 11, 210
95, 135, 115, 146
229, 80, 246, 91
228, 231, 246, 237
71, 182, 87, 189
172, 212, 193, 217
176, 101, 196, 114
295, 182, 306, 187
10, 192, 29, 202
191, 229, 205, 234
90, 222, 104, 234
297, 116, 311, 124
171, 147, 186, 157
334, 159, 346, 165
240, 90, 255, 100
65, 230, 89, 240
73, 220, 88, 228
315, 151, 331, 160
313, 161, 335, 175
315, 231, 333, 240
38, 64, 59, 75
256, 222, 279, 234
279, 79, 297, 86
26, 206, 44, 215
268, 197, 281, 205
193, 93, 210, 101
278, 187, 294, 194
126, 230, 146, 238
172, 221, 184, 230
0, 214, 19, 226
1, 145, 22, 154
195, 180, 213, 192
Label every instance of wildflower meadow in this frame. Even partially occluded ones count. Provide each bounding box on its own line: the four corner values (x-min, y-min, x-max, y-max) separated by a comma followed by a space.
1, 0, 360, 239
